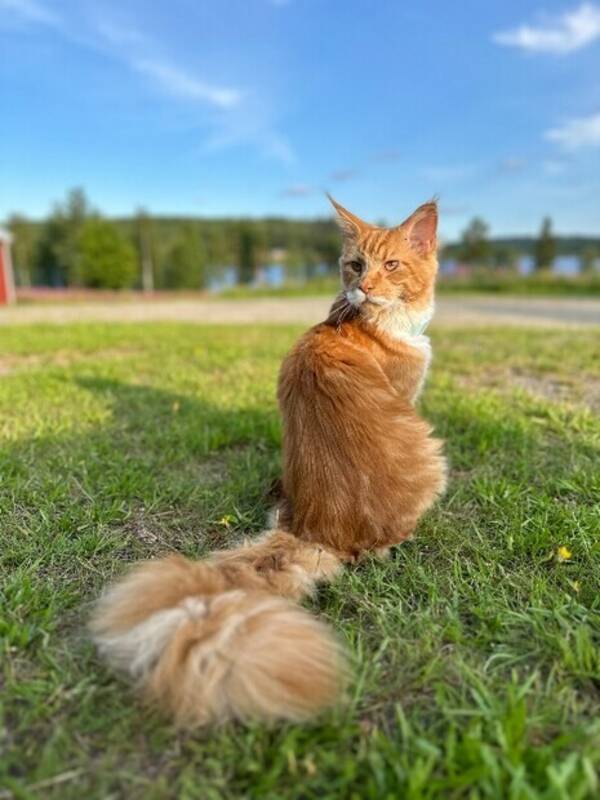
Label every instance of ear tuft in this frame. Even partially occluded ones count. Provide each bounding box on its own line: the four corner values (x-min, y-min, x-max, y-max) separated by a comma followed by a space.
399, 201, 438, 256
327, 194, 367, 238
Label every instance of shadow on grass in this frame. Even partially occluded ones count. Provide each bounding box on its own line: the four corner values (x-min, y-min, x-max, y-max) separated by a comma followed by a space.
3, 371, 592, 585
2, 371, 599, 798
1, 376, 283, 587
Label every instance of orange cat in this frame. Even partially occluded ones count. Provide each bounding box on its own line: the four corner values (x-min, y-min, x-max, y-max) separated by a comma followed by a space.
90, 198, 447, 726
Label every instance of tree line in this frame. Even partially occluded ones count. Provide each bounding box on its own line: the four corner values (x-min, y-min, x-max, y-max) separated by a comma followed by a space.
5, 189, 599, 289
6, 188, 341, 290
445, 216, 599, 272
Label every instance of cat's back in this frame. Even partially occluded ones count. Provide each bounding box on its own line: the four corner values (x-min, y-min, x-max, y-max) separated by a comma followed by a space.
278, 319, 389, 410
277, 319, 443, 555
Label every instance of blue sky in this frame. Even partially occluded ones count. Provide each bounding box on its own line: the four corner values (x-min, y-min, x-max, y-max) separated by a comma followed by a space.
1, 0, 599, 239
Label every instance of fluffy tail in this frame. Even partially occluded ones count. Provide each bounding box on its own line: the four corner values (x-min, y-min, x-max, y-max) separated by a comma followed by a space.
89, 530, 345, 726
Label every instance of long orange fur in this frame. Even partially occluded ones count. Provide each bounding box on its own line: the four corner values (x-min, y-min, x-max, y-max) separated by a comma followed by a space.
90, 198, 447, 726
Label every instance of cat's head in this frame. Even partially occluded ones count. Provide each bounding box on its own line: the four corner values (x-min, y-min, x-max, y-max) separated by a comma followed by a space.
329, 196, 438, 333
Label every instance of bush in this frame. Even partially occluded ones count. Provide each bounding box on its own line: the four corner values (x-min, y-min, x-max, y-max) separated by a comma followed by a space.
78, 219, 137, 289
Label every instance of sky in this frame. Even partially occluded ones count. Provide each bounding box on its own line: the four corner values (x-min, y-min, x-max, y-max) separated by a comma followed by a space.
1, 0, 599, 239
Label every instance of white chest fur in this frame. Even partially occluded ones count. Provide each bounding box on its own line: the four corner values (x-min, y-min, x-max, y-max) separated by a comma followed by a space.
373, 302, 434, 341
405, 333, 432, 360
373, 306, 434, 401
403, 334, 432, 401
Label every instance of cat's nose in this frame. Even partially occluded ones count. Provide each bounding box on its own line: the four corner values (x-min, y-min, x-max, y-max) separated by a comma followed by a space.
359, 279, 374, 293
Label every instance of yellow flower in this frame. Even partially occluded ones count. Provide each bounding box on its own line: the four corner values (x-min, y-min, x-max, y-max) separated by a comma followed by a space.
219, 514, 235, 526
557, 546, 572, 562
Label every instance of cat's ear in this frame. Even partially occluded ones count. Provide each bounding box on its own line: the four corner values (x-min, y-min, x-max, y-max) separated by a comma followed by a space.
399, 201, 438, 256
327, 194, 367, 238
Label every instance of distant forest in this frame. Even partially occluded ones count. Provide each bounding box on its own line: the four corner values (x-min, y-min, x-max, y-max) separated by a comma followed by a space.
5, 189, 600, 290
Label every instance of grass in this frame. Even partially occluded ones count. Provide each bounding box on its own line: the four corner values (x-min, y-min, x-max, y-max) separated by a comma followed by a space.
16, 271, 600, 306
218, 272, 600, 299
1, 322, 599, 799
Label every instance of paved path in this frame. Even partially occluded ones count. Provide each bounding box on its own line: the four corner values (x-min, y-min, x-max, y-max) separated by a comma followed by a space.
1, 296, 599, 327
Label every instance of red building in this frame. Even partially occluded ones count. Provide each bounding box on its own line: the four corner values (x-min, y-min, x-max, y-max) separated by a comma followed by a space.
0, 229, 16, 305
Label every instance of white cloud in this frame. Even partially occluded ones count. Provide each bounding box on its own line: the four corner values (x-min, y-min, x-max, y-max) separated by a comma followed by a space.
95, 19, 149, 48
0, 0, 59, 26
2, 0, 292, 162
128, 48, 291, 160
2, 1, 242, 112
133, 56, 294, 160
202, 112, 296, 165
132, 58, 241, 109
545, 112, 600, 148
493, 3, 600, 54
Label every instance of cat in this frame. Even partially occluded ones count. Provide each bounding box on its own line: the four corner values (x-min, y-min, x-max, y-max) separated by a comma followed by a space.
90, 197, 447, 727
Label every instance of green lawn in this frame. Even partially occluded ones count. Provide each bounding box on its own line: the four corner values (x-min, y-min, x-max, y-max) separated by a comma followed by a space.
217, 272, 600, 299
1, 323, 599, 800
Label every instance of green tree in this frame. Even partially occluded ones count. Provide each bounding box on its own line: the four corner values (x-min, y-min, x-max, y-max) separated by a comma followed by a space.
35, 187, 92, 286
7, 214, 37, 286
492, 244, 519, 271
580, 246, 599, 274
78, 218, 137, 289
203, 223, 234, 287
237, 222, 262, 284
303, 249, 320, 280
134, 208, 155, 292
284, 247, 306, 281
36, 210, 70, 286
535, 217, 556, 271
164, 224, 207, 289
460, 217, 491, 265
59, 187, 91, 284
319, 230, 342, 272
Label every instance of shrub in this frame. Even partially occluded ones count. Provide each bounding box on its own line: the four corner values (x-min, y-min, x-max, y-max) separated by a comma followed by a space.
78, 218, 137, 289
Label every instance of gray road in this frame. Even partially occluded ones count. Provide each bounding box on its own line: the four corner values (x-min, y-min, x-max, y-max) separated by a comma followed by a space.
1, 296, 599, 327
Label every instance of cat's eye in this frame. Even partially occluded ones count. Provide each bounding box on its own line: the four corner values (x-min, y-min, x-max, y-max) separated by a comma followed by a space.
347, 261, 363, 273
384, 260, 400, 272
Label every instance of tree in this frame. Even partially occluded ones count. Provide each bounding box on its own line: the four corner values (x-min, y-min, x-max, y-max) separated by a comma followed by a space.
134, 208, 155, 292
302, 249, 320, 280
284, 247, 306, 281
319, 230, 342, 272
580, 246, 599, 274
35, 187, 92, 286
36, 209, 70, 286
78, 218, 137, 289
59, 187, 92, 285
535, 217, 556, 271
203, 223, 234, 287
460, 217, 491, 265
7, 214, 37, 286
492, 244, 519, 271
237, 222, 262, 284
164, 224, 207, 289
